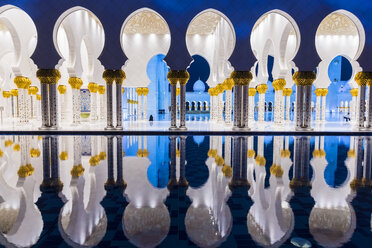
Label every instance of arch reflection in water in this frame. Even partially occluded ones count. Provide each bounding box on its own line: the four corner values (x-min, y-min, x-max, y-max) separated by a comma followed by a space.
0, 135, 370, 247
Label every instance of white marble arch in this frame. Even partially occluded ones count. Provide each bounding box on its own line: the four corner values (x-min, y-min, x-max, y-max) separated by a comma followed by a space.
314, 10, 365, 90
58, 152, 108, 247
54, 6, 105, 84
186, 9, 235, 88
0, 140, 43, 247
0, 5, 39, 119
121, 8, 171, 88
250, 10, 300, 84
185, 156, 232, 248
122, 156, 170, 248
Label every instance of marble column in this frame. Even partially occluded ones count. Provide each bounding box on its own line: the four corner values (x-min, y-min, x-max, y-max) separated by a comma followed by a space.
14, 76, 31, 124
355, 72, 372, 129
272, 79, 286, 125
37, 69, 61, 130
257, 84, 268, 122
168, 136, 178, 188
103, 70, 116, 130
321, 89, 328, 122
57, 85, 67, 122
68, 77, 83, 125
284, 88, 293, 122
167, 70, 189, 130
315, 88, 322, 122
136, 88, 142, 121
143, 87, 149, 121
293, 71, 316, 130
248, 88, 256, 122
224, 79, 234, 125
105, 136, 115, 189
116, 136, 126, 187
366, 81, 372, 129
115, 70, 125, 130
88, 83, 98, 121
231, 71, 252, 130
178, 136, 188, 187
350, 88, 358, 123
98, 85, 106, 121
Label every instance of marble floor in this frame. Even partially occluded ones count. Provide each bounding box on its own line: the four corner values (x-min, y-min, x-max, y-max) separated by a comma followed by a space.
0, 118, 370, 134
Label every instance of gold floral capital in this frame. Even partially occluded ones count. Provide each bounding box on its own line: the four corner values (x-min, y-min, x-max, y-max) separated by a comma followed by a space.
355, 71, 372, 86
88, 83, 98, 93
223, 78, 234, 91
115, 70, 126, 84
68, 77, 83, 89
142, 87, 149, 96
57, 85, 67, 94
350, 88, 358, 97
256, 84, 268, 94
293, 71, 316, 86
36, 69, 61, 84
248, 88, 257, 96
103, 70, 116, 85
98, 85, 106, 94
272, 78, 286, 91
230, 71, 252, 86
167, 70, 190, 85
14, 76, 31, 89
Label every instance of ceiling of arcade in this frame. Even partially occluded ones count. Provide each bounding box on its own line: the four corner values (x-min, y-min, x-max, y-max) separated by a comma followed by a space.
187, 12, 222, 35
123, 10, 169, 35
252, 13, 296, 36
317, 13, 358, 36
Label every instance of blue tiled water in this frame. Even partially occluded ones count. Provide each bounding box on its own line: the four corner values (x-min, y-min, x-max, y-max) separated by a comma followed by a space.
0, 135, 371, 247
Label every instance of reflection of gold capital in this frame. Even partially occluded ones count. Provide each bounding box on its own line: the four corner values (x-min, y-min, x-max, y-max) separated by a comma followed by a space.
350, 178, 363, 191
59, 151, 68, 160
281, 149, 291, 158
89, 155, 100, 166
137, 149, 143, 157
230, 71, 252, 86
347, 149, 355, 158
215, 156, 224, 166
247, 149, 256, 158
18, 164, 34, 178
30, 148, 40, 158
293, 71, 316, 86
13, 144, 20, 151
37, 69, 61, 84
0, 149, 3, 157
167, 70, 190, 85
255, 155, 266, 166
5, 139, 13, 147
270, 164, 283, 177
272, 78, 286, 91
99, 151, 107, 160
222, 165, 232, 178
71, 164, 84, 178
362, 178, 372, 188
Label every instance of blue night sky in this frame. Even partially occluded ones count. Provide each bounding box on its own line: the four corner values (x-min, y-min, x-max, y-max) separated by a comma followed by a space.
1, 0, 372, 71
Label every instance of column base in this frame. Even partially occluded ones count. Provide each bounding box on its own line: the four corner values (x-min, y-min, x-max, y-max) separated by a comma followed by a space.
115, 126, 124, 130
295, 126, 313, 131
232, 126, 250, 131
39, 126, 58, 131
104, 126, 116, 130
169, 126, 178, 131
178, 126, 187, 131
178, 177, 189, 188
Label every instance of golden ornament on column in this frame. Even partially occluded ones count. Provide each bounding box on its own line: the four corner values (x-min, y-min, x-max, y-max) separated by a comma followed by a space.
28, 86, 38, 95
350, 88, 358, 97
68, 77, 83, 89
142, 87, 149, 96
230, 71, 252, 86
223, 78, 234, 91
249, 88, 257, 96
36, 69, 61, 84
293, 71, 316, 86
2, 91, 11, 98
321, 88, 328, 97
11, 89, 18, 97
57, 85, 67, 94
88, 83, 98, 93
98, 85, 106, 94
314, 88, 322, 97
256, 84, 268, 94
115, 69, 126, 84
355, 71, 372, 86
14, 76, 29, 89
272, 78, 286, 91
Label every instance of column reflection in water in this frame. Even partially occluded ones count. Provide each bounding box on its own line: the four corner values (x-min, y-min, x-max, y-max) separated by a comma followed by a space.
185, 136, 232, 247
309, 136, 357, 248
0, 135, 370, 246
0, 135, 43, 247
122, 135, 170, 248
247, 136, 294, 247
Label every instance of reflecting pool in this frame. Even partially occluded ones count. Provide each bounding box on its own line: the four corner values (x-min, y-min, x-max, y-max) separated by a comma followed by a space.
0, 135, 371, 247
